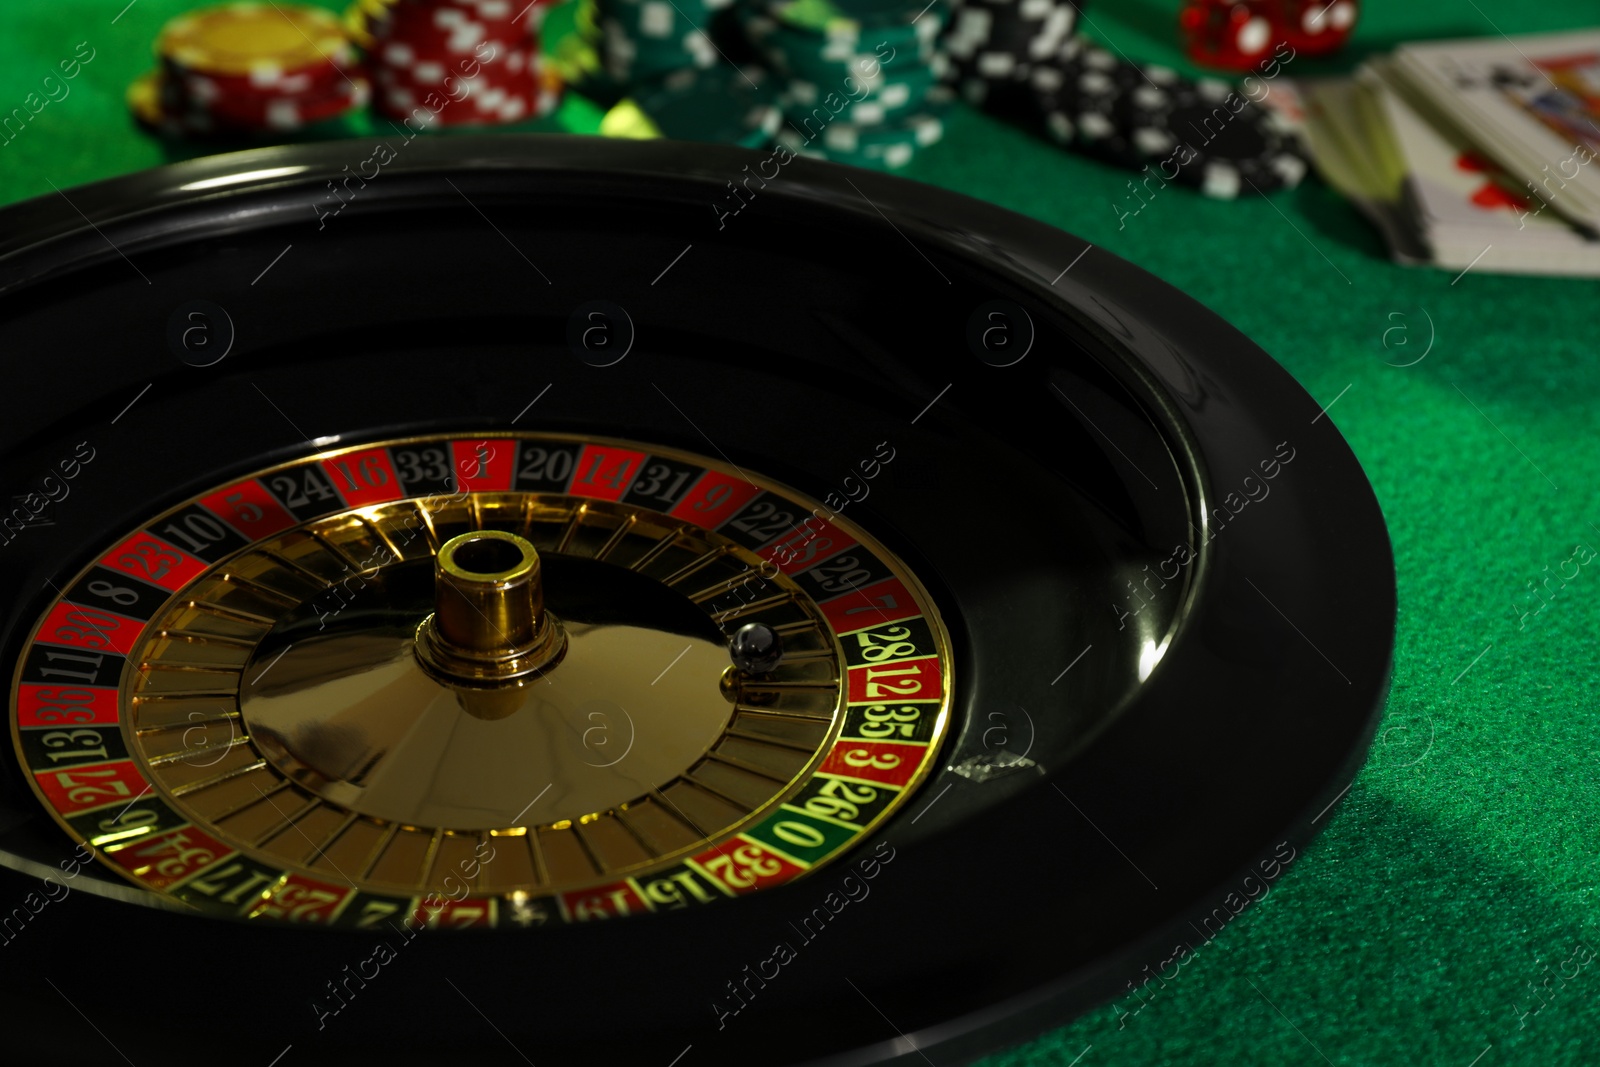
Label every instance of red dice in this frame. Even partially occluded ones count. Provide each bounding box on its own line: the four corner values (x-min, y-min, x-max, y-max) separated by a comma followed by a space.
1180, 0, 1357, 71
1180, 1, 1283, 71
1281, 0, 1359, 57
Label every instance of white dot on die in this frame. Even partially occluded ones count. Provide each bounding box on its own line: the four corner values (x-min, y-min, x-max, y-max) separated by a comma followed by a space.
1237, 16, 1271, 54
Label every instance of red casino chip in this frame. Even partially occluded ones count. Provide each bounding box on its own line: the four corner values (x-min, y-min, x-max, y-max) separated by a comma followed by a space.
363, 0, 558, 125
159, 70, 372, 132
371, 0, 544, 47
130, 3, 372, 137
371, 36, 530, 86
162, 52, 360, 108
373, 46, 558, 124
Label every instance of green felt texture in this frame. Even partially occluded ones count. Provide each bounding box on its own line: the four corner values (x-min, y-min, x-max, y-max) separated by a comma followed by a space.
3, 2, 1600, 1065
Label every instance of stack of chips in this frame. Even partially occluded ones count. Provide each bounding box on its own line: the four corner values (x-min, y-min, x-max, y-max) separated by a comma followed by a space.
1029, 40, 1306, 197
746, 0, 954, 171
944, 0, 1078, 115
600, 65, 783, 149
944, 0, 1309, 200
127, 3, 370, 137
361, 0, 559, 126
593, 0, 729, 84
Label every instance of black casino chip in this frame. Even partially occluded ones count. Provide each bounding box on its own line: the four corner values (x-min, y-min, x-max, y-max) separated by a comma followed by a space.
1027, 35, 1090, 145
945, 0, 1081, 114
947, 0, 1312, 202
1054, 43, 1146, 167
1115, 72, 1309, 197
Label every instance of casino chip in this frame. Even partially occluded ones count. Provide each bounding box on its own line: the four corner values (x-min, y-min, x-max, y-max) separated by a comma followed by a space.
593, 0, 731, 84
764, 0, 946, 44
601, 64, 782, 148
1014, 33, 1310, 199
944, 0, 1080, 115
743, 0, 952, 171
778, 90, 950, 170
1039, 42, 1146, 167
362, 0, 560, 126
159, 2, 351, 76
343, 0, 396, 49
1113, 72, 1308, 197
1025, 32, 1083, 144
779, 57, 947, 125
940, 0, 1309, 200
128, 3, 369, 138
742, 11, 935, 85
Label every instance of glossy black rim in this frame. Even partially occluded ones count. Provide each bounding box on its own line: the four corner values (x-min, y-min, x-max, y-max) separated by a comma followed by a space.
0, 135, 1393, 1067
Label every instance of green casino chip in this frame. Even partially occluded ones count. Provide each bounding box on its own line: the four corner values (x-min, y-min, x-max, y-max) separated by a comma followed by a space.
780, 62, 947, 125
740, 9, 937, 89
778, 93, 948, 169
594, 0, 727, 81
765, 0, 946, 39
604, 64, 782, 148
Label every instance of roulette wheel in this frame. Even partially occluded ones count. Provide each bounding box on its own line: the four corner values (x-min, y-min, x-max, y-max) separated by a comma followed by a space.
0, 136, 1393, 1065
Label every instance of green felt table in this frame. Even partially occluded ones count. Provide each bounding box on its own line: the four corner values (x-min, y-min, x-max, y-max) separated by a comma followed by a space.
3, 2, 1598, 1065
